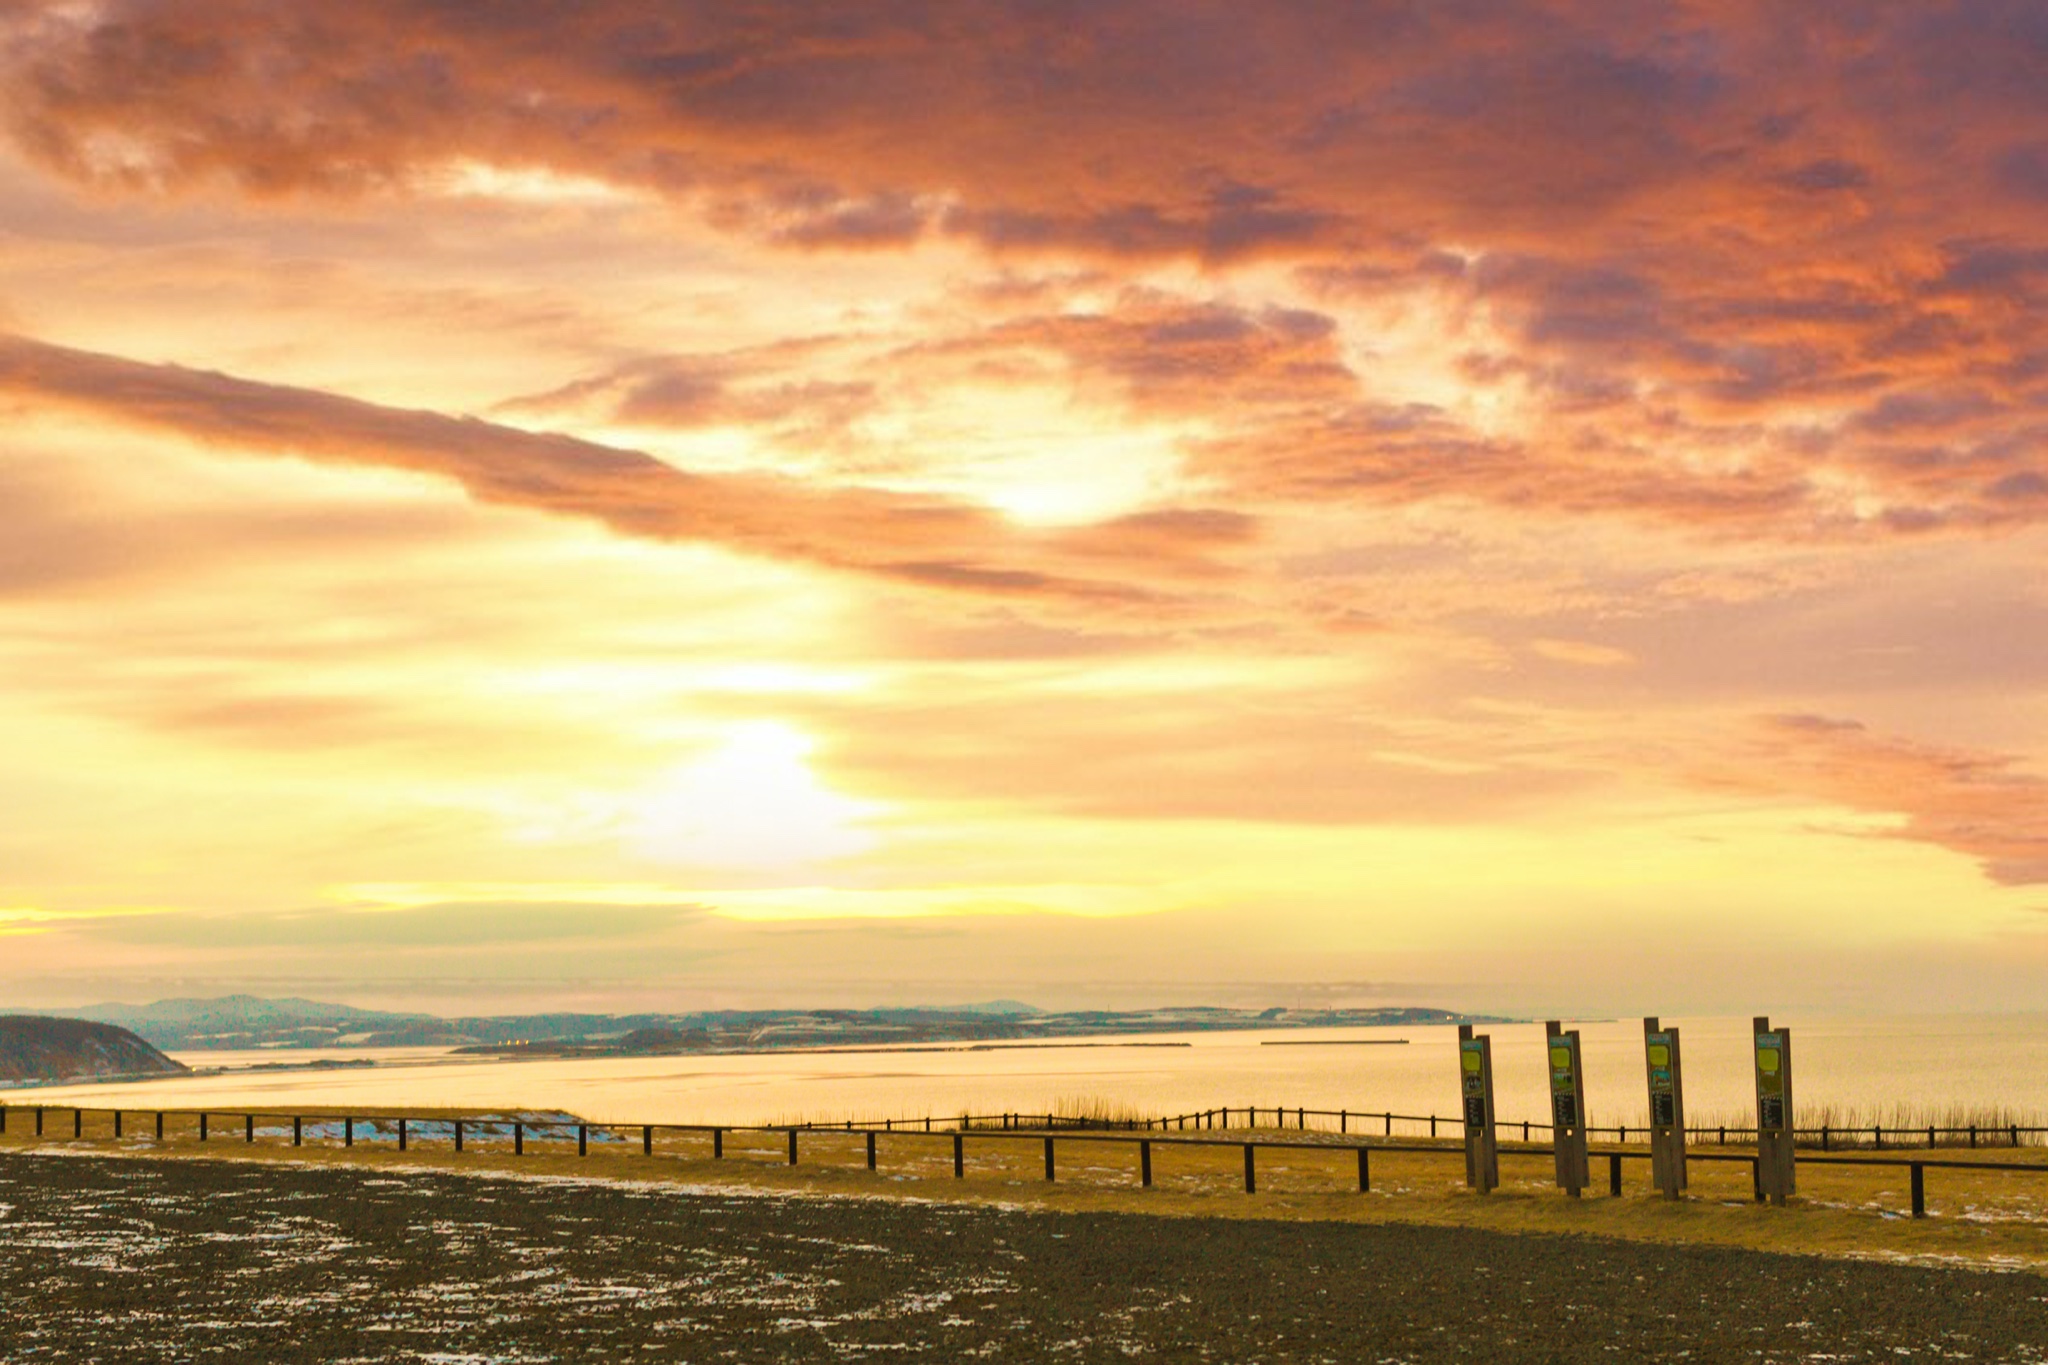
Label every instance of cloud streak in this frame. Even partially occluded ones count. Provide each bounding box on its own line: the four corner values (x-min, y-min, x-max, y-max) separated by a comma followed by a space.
0, 331, 1245, 608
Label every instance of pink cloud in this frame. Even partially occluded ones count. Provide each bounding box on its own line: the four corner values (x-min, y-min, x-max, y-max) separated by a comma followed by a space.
1719, 715, 2048, 886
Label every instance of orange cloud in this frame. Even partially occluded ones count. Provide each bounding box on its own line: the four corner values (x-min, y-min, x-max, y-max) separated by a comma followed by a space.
6, 4, 2047, 538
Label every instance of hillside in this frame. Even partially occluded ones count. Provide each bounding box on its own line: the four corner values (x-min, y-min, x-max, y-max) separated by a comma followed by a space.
0, 1016, 190, 1085
17, 996, 1510, 1053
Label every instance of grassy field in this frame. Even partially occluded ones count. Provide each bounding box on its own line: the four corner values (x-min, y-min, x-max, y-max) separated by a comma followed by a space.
6, 1106, 2048, 1274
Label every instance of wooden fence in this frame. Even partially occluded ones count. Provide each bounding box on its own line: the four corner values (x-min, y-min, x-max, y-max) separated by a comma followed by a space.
6, 1101, 2047, 1220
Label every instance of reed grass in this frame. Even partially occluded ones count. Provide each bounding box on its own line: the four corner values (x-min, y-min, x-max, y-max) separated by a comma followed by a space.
759, 1096, 1157, 1132
1653, 1102, 2046, 1149
961, 1095, 1157, 1131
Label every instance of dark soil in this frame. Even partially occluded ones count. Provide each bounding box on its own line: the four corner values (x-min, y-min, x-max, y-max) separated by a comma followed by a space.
0, 1152, 2043, 1362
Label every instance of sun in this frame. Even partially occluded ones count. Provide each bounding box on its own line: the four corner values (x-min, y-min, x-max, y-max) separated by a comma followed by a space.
630, 722, 879, 873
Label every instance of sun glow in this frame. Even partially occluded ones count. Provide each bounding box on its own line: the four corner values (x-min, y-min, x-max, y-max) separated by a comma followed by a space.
862, 382, 1198, 525
705, 883, 1174, 922
423, 159, 646, 205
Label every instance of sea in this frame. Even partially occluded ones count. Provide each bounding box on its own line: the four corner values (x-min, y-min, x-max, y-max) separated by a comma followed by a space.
8, 1015, 2048, 1132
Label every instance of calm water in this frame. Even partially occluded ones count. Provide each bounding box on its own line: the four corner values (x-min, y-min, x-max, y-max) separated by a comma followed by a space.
10, 1015, 2048, 1130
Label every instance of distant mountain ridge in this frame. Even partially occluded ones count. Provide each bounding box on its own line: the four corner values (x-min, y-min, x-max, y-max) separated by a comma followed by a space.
42, 995, 434, 1051
0, 1017, 189, 1084
13, 996, 1502, 1053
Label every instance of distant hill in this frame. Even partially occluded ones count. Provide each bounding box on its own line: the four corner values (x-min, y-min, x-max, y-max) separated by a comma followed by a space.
918, 1000, 1042, 1016
13, 995, 1511, 1053
49, 994, 430, 1051
0, 1017, 189, 1085
453, 1025, 718, 1059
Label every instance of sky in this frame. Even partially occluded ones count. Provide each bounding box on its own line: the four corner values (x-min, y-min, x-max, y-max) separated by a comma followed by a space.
2, 2, 2047, 1017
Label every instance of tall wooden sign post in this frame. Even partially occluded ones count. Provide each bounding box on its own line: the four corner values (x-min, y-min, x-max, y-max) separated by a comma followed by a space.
1753, 1015, 1796, 1205
1642, 1016, 1687, 1199
1545, 1020, 1589, 1197
1458, 1024, 1498, 1193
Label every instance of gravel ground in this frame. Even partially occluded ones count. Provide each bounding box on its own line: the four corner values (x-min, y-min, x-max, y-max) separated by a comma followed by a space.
1, 1153, 2044, 1363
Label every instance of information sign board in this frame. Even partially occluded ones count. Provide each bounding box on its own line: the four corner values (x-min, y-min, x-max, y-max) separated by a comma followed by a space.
1752, 1016, 1796, 1204
1545, 1020, 1589, 1195
1457, 1024, 1498, 1193
1642, 1016, 1687, 1198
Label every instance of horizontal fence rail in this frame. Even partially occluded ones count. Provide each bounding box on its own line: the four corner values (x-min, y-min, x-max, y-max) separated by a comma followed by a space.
802, 1105, 2048, 1151
5, 1101, 2046, 1221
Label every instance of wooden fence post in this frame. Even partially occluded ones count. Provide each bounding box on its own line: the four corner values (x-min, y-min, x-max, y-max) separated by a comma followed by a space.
1243, 1144, 1256, 1194
788, 1129, 798, 1165
245, 1115, 254, 1144
643, 1125, 653, 1156
713, 1128, 724, 1159
114, 1111, 122, 1139
1358, 1147, 1370, 1192
454, 1120, 464, 1153
866, 1131, 877, 1170
1044, 1136, 1055, 1181
155, 1112, 163, 1141
293, 1117, 302, 1147
514, 1122, 523, 1155
577, 1124, 587, 1157
1911, 1163, 1926, 1218
344, 1117, 353, 1147
1140, 1139, 1152, 1188
200, 1113, 208, 1142
398, 1118, 408, 1152
953, 1132, 963, 1178
73, 1109, 82, 1139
